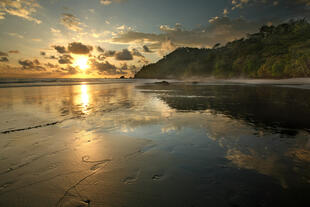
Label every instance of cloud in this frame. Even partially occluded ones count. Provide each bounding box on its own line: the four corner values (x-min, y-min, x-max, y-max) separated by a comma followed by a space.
40, 51, 46, 56
0, 51, 8, 56
159, 40, 176, 56
53, 45, 67, 54
45, 62, 58, 68
100, 0, 127, 5
7, 32, 24, 39
223, 8, 229, 16
100, 0, 113, 5
131, 48, 144, 57
68, 42, 93, 54
160, 23, 182, 32
89, 58, 136, 76
231, 0, 250, 9
115, 49, 133, 61
0, 0, 41, 24
231, 0, 310, 10
97, 54, 105, 61
50, 27, 61, 33
33, 59, 40, 65
60, 65, 78, 74
54, 42, 93, 55
8, 50, 19, 54
97, 46, 104, 53
91, 60, 125, 75
0, 57, 9, 62
116, 24, 132, 31
47, 55, 57, 60
92, 60, 116, 71
61, 13, 82, 32
143, 45, 153, 53
208, 16, 220, 23
18, 59, 33, 68
58, 55, 73, 64
120, 63, 138, 72
104, 50, 116, 57
18, 59, 45, 71
112, 17, 260, 53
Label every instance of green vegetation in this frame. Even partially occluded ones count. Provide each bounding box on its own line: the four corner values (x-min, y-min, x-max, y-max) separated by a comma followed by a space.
135, 19, 310, 79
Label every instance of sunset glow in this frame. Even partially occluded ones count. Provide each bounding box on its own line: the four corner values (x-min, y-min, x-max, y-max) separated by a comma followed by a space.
0, 0, 307, 78
74, 57, 89, 71
1, 1, 310, 206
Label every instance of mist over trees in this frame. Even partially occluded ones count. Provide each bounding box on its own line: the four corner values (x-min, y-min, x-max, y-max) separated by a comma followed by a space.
135, 19, 310, 79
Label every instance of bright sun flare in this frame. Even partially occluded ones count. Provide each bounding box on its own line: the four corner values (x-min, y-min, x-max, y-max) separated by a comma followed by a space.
74, 57, 89, 70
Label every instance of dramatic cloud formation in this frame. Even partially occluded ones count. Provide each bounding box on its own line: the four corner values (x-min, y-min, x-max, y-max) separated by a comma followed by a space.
115, 49, 133, 61
0, 0, 309, 78
112, 17, 260, 52
68, 42, 93, 54
89, 58, 136, 76
58, 55, 73, 64
91, 60, 126, 75
53, 42, 93, 55
53, 46, 67, 54
18, 59, 45, 71
91, 60, 116, 71
0, 0, 41, 24
45, 62, 58, 68
0, 57, 9, 62
60, 65, 78, 74
61, 13, 82, 32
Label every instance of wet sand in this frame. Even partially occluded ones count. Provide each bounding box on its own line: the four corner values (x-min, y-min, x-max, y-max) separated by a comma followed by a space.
1, 80, 310, 207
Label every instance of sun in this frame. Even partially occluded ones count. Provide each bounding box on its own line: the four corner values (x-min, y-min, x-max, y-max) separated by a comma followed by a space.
74, 57, 90, 70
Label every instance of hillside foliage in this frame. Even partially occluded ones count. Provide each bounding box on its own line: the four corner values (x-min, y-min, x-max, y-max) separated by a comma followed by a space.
135, 19, 310, 79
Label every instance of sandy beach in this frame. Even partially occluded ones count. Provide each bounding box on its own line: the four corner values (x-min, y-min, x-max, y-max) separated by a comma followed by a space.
1, 80, 310, 207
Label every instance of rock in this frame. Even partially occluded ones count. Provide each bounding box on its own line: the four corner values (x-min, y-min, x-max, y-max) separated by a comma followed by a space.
154, 81, 169, 85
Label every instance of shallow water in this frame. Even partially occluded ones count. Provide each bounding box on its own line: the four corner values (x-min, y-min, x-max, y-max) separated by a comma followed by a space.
0, 80, 310, 207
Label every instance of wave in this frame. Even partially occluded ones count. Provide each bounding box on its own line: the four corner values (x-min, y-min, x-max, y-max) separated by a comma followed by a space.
0, 78, 135, 88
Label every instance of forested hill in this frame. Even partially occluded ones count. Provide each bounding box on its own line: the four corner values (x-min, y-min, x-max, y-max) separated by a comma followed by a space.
135, 19, 310, 79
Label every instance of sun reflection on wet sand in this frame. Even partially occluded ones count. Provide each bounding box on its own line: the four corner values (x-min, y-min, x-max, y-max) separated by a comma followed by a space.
80, 84, 89, 114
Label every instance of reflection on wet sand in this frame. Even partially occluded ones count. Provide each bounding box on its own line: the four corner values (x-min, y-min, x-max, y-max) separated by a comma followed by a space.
138, 84, 310, 135
0, 81, 310, 206
80, 85, 89, 106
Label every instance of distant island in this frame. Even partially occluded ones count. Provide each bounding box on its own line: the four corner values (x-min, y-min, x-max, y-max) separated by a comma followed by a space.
135, 19, 310, 79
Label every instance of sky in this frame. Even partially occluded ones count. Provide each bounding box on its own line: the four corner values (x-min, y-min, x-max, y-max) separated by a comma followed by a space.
0, 0, 309, 78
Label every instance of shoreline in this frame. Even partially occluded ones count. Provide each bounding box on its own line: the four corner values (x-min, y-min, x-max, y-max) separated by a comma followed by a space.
148, 78, 310, 85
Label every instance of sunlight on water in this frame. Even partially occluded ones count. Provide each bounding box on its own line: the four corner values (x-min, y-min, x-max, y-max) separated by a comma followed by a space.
80, 84, 89, 114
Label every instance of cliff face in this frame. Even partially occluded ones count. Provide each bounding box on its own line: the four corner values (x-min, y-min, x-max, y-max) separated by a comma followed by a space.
135, 20, 310, 79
